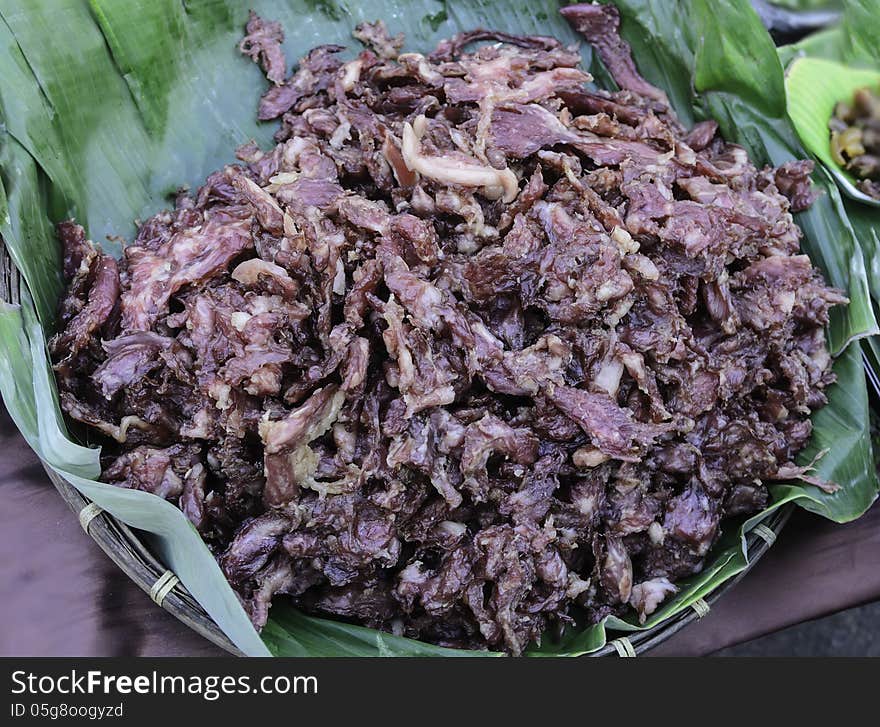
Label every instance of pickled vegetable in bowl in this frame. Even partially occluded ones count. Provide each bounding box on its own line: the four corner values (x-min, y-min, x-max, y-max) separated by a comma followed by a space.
829, 86, 880, 200
786, 57, 880, 206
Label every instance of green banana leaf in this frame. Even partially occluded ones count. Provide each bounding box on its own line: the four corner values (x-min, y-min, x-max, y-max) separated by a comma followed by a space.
0, 0, 877, 657
777, 0, 879, 67
775, 0, 880, 397
765, 0, 841, 8
780, 1, 880, 251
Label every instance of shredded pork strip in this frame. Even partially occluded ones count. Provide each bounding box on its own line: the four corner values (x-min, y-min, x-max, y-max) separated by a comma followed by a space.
50, 7, 843, 654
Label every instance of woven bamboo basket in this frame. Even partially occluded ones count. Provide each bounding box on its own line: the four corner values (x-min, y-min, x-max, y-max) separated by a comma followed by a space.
0, 236, 793, 657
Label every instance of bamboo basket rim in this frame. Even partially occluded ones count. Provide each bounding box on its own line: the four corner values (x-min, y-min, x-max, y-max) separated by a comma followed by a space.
1, 236, 792, 657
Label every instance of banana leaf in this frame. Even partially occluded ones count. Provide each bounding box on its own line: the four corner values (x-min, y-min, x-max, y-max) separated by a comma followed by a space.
775, 0, 880, 397
777, 0, 879, 67
764, 0, 841, 8
0, 0, 877, 658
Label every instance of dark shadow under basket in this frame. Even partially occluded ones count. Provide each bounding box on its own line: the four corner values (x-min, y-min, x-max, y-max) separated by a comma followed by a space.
0, 240, 791, 657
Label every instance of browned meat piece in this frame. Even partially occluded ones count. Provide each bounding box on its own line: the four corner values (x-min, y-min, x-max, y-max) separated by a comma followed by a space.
353, 20, 403, 60
220, 511, 292, 586
430, 28, 572, 63
102, 444, 201, 501
91, 332, 172, 399
663, 482, 719, 558
50, 222, 120, 368
121, 208, 252, 330
560, 3, 669, 105
49, 8, 841, 654
546, 385, 671, 461
258, 44, 345, 120
239, 11, 287, 85
769, 160, 818, 212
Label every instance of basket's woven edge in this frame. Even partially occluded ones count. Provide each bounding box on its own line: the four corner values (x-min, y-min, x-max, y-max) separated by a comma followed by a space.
691, 598, 710, 619
752, 523, 777, 546
150, 570, 181, 607
78, 502, 104, 533
611, 637, 637, 658
0, 234, 22, 307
